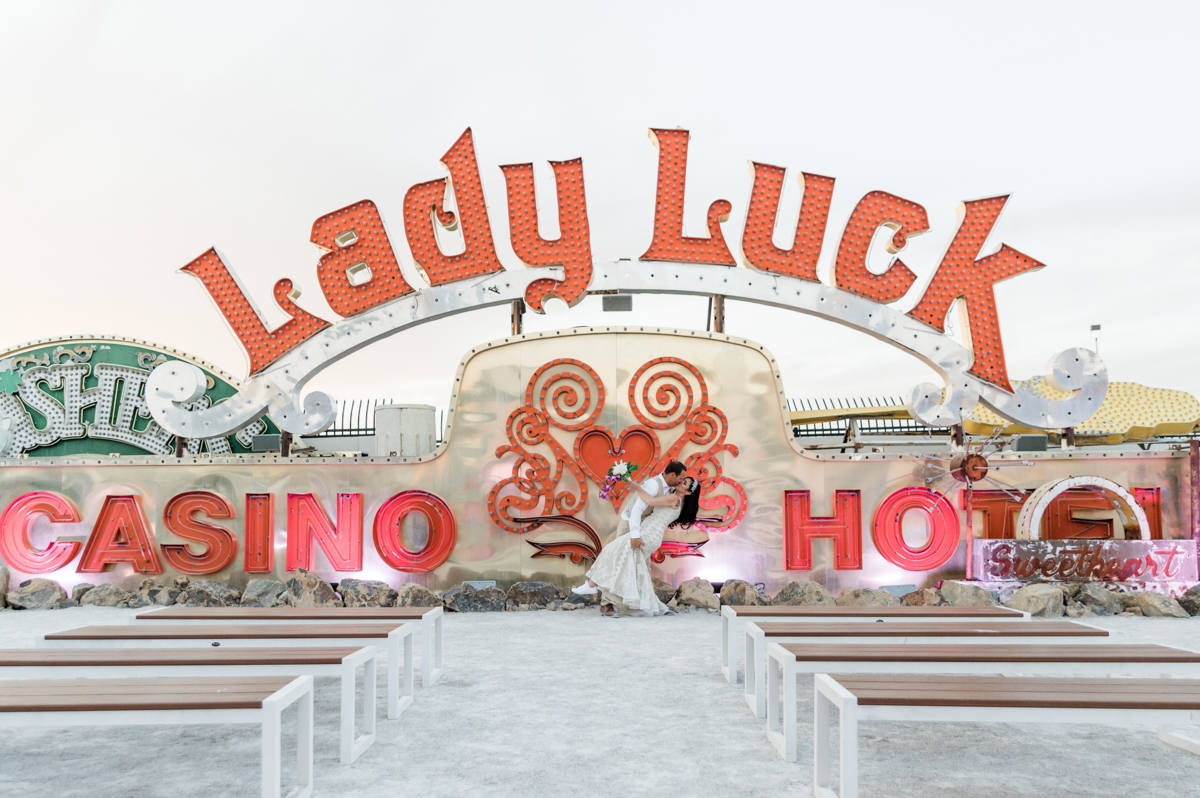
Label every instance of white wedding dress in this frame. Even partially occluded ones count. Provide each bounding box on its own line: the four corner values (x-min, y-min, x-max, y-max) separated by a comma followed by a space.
585, 502, 679, 615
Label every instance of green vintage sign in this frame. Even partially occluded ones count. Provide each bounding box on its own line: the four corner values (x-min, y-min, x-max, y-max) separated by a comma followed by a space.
0, 337, 275, 457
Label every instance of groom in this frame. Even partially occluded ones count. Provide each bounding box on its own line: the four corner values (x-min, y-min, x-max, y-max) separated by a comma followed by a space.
615, 460, 687, 551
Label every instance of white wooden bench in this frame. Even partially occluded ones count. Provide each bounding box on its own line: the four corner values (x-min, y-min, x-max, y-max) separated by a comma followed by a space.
0, 676, 314, 798
744, 619, 1105, 719
0, 646, 378, 764
135, 605, 445, 688
39, 623, 413, 719
768, 642, 1200, 763
812, 673, 1200, 798
720, 605, 1027, 685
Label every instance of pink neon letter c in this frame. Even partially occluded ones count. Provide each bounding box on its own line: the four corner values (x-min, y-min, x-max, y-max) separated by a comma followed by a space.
0, 492, 82, 574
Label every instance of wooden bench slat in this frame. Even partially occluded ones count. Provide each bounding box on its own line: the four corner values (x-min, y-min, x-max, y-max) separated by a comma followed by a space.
0, 676, 296, 712
45, 623, 403, 640
781, 643, 1197, 662
138, 607, 435, 620
828, 674, 1200, 709
761, 621, 1104, 637
0, 647, 365, 666
726, 606, 1022, 616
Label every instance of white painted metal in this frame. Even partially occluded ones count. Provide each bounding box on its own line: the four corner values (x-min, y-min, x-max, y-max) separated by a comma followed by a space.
37, 625, 414, 719
0, 647, 378, 764
0, 676, 315, 798
746, 620, 1103, 718
811, 673, 1200, 797
374, 404, 437, 456
147, 260, 1107, 437
718, 604, 1030, 687
132, 606, 444, 689
766, 647, 1200, 764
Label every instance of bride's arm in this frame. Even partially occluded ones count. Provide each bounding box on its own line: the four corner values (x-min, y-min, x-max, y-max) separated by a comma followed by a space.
629, 481, 681, 507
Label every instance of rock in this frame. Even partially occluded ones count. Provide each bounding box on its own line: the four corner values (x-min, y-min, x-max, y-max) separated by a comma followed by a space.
0, 565, 8, 608
506, 581, 564, 608
125, 576, 189, 608
79, 583, 133, 607
395, 583, 442, 608
70, 583, 96, 603
1004, 583, 1064, 617
653, 578, 677, 604
284, 569, 342, 607
1075, 583, 1123, 616
771, 580, 835, 606
1119, 608, 1144, 617
176, 579, 242, 607
562, 602, 578, 611
900, 588, 947, 607
939, 581, 999, 607
1127, 592, 1189, 618
667, 597, 680, 611
835, 587, 900, 607
570, 589, 600, 606
1065, 602, 1098, 618
1178, 585, 1200, 616
677, 577, 719, 611
240, 579, 288, 607
6, 578, 67, 610
59, 599, 78, 608
338, 578, 397, 607
719, 579, 769, 606
518, 603, 530, 611
442, 582, 506, 612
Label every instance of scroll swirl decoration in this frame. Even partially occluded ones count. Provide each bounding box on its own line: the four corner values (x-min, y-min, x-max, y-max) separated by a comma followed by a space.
487, 356, 748, 565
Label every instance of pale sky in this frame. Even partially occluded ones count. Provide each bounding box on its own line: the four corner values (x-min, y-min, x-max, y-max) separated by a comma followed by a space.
1, 1, 1197, 417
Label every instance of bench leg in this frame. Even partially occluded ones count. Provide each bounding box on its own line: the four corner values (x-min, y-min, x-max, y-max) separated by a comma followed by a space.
815, 687, 833, 798
766, 654, 796, 761
262, 682, 314, 798
297, 686, 314, 798
1159, 725, 1200, 756
341, 657, 379, 764
840, 702, 858, 798
722, 615, 737, 684
262, 706, 282, 798
743, 629, 756, 712
423, 616, 445, 688
388, 634, 415, 719
751, 634, 768, 718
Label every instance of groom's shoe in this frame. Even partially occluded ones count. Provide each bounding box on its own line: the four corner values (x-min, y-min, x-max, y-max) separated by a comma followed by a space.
571, 581, 599, 595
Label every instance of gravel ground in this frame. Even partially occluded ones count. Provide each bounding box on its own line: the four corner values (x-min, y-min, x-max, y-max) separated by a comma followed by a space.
2, 607, 1200, 797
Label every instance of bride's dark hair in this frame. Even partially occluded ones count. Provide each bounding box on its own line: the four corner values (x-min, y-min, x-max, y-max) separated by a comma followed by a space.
676, 476, 701, 527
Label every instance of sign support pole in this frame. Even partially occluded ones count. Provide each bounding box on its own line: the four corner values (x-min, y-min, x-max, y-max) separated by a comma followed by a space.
1192, 439, 1199, 541
710, 295, 725, 333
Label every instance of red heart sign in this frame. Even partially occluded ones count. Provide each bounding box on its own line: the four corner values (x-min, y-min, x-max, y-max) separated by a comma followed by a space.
574, 424, 662, 511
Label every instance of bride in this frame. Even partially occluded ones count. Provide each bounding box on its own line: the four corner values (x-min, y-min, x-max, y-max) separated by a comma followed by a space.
572, 475, 700, 617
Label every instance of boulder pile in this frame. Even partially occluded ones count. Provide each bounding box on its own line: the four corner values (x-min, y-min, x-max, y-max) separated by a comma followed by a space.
3, 570, 1199, 617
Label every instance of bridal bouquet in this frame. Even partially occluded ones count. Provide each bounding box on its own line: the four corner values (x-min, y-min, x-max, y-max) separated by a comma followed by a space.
598, 461, 639, 500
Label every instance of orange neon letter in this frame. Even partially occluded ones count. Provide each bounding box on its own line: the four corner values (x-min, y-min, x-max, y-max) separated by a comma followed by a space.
832, 191, 930, 304
77, 495, 163, 574
182, 249, 330, 375
907, 196, 1043, 391
501, 158, 593, 311
403, 128, 505, 287
639, 128, 736, 266
160, 491, 238, 575
311, 200, 415, 318
741, 165, 834, 282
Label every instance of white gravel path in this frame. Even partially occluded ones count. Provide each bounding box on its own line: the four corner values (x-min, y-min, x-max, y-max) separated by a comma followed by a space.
2, 607, 1200, 797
